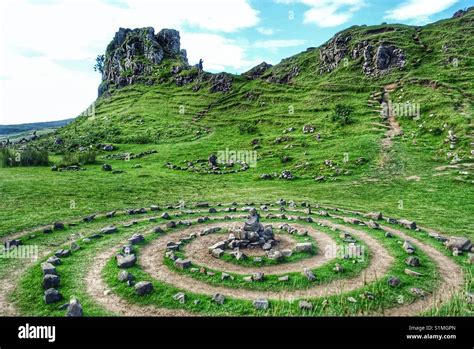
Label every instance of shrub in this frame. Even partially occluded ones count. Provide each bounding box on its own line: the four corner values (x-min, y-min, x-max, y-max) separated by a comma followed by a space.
331, 104, 355, 125
239, 122, 258, 135
59, 150, 96, 167
1, 147, 49, 167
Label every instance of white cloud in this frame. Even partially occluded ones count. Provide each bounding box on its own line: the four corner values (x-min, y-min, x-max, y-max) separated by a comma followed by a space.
275, 0, 366, 27
384, 0, 458, 22
253, 39, 306, 50
182, 33, 257, 72
257, 27, 275, 35
0, 0, 260, 124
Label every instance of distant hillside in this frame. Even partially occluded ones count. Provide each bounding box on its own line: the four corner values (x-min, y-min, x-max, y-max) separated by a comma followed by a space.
0, 119, 74, 137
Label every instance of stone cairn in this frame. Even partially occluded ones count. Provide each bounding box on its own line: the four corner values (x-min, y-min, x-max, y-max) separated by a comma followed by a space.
208, 208, 277, 259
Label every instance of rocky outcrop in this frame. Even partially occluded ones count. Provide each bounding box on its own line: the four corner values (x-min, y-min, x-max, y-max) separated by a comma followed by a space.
452, 7, 473, 18
209, 73, 233, 93
99, 27, 187, 96
319, 30, 406, 77
319, 33, 352, 73
243, 62, 272, 79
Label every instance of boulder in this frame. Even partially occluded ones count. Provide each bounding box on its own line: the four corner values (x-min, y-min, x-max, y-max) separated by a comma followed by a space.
267, 249, 283, 260
135, 281, 153, 296
208, 241, 226, 253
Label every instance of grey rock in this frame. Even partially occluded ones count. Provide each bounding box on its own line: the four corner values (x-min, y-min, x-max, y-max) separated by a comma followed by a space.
116, 254, 137, 268
128, 234, 144, 245
41, 262, 57, 276
299, 300, 313, 310
135, 281, 153, 296
445, 237, 472, 252
43, 274, 60, 289
253, 298, 269, 310
405, 256, 421, 267
118, 270, 135, 282
44, 288, 62, 304
175, 258, 191, 269
66, 298, 83, 317
101, 225, 117, 234
295, 242, 313, 253
388, 276, 401, 287
303, 268, 316, 281
212, 293, 225, 305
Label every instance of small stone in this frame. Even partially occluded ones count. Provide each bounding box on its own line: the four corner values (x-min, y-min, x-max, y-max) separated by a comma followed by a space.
54, 249, 71, 258
388, 276, 401, 287
135, 281, 153, 296
410, 287, 427, 298
101, 225, 117, 234
118, 270, 134, 282
253, 298, 269, 310
116, 254, 137, 268
278, 275, 289, 282
212, 293, 225, 305
405, 268, 423, 277
166, 221, 177, 229
46, 256, 61, 266
128, 234, 144, 245
252, 272, 264, 282
399, 219, 417, 230
43, 274, 60, 289
41, 262, 57, 276
262, 242, 272, 251
367, 220, 380, 230
299, 300, 313, 310
295, 242, 312, 253
175, 258, 192, 269
303, 268, 316, 281
253, 257, 262, 263
173, 292, 186, 304
333, 263, 343, 273
243, 276, 253, 282
161, 212, 170, 219
403, 240, 416, 254
44, 288, 62, 304
385, 232, 393, 238
53, 222, 65, 230
405, 256, 421, 267
221, 273, 232, 281
211, 248, 224, 258
70, 242, 80, 252
347, 297, 357, 303
66, 298, 83, 317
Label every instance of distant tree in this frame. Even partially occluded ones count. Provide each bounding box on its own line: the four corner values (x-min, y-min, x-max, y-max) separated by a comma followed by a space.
94, 55, 105, 74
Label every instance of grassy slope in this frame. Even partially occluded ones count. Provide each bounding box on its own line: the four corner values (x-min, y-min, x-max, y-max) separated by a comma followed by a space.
0, 12, 473, 240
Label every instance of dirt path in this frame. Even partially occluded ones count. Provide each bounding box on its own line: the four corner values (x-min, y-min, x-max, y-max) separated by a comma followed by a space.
85, 244, 194, 317
139, 220, 393, 301
381, 83, 403, 149
375, 224, 464, 316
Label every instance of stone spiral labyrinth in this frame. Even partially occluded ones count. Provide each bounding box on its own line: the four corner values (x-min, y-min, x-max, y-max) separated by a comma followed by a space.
1, 201, 472, 317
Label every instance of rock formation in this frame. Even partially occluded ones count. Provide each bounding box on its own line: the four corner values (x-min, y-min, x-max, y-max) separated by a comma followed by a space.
99, 27, 187, 96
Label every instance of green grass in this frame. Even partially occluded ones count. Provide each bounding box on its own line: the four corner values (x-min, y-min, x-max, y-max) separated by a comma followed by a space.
1, 10, 474, 317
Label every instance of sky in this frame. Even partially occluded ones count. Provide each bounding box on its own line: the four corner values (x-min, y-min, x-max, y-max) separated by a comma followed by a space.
0, 0, 472, 124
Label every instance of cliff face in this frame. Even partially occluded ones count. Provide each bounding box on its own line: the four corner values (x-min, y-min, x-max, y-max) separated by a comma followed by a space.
99, 27, 187, 96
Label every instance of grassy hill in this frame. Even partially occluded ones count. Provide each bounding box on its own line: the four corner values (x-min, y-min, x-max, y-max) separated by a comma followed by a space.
0, 9, 473, 237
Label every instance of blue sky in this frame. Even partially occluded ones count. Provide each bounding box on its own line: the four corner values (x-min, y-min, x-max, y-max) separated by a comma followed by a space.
0, 0, 472, 124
